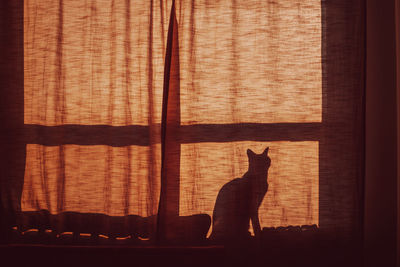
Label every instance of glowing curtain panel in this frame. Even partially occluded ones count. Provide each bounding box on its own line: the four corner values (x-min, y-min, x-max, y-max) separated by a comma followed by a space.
1, 0, 364, 243
175, 0, 322, 229
23, 0, 169, 217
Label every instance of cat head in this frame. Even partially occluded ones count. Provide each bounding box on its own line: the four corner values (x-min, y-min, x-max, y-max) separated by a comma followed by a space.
247, 147, 271, 176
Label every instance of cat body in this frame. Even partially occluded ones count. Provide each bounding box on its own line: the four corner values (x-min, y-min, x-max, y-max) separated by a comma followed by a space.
210, 147, 270, 242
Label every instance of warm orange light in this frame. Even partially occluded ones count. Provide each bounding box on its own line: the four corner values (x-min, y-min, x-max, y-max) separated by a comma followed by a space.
21, 144, 161, 217
59, 232, 73, 236
180, 141, 319, 230
22, 228, 39, 234
24, 0, 170, 126
23, 0, 322, 232
177, 1, 321, 125
80, 233, 91, 237
116, 236, 131, 240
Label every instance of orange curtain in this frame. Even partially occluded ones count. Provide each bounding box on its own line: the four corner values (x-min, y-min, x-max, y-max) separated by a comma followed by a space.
1, 0, 364, 245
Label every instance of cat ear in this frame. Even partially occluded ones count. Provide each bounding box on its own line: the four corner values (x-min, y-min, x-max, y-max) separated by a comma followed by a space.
262, 147, 269, 156
247, 149, 256, 158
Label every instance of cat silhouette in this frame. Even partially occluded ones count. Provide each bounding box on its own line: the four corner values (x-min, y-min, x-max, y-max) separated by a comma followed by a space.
210, 147, 270, 243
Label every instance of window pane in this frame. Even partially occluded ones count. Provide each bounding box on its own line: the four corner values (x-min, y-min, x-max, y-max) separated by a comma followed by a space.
21, 144, 161, 217
24, 0, 170, 126
180, 141, 319, 229
177, 0, 322, 124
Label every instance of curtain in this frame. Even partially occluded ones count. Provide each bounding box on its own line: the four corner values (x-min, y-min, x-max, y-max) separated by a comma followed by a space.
21, 0, 172, 240
1, 0, 364, 250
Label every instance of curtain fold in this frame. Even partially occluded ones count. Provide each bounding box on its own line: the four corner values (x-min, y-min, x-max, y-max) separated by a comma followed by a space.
158, 0, 181, 241
1, 0, 364, 248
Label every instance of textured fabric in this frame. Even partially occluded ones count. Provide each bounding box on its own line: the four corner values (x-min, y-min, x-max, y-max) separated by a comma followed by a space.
23, 1, 171, 218
2, 0, 364, 243
175, 0, 321, 232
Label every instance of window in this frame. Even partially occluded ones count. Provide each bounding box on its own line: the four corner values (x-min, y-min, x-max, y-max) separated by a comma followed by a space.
4, 0, 364, 246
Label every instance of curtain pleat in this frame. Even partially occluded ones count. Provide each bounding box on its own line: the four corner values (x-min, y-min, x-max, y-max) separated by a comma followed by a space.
158, 0, 181, 241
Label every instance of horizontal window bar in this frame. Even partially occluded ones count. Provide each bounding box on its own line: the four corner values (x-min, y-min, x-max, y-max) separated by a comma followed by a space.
23, 123, 321, 146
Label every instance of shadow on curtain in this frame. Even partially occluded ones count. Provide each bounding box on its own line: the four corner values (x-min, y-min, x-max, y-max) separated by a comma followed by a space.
0, 2, 364, 266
